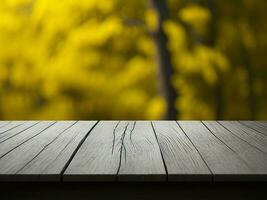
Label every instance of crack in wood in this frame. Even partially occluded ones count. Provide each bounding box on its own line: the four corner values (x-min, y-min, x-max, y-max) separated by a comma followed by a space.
116, 123, 129, 176
1, 120, 267, 182
111, 121, 120, 154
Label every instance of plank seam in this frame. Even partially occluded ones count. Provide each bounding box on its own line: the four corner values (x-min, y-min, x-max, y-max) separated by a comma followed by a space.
176, 121, 214, 181
238, 121, 267, 136
217, 121, 267, 155
15, 121, 78, 174
41, 123, 91, 174
256, 121, 267, 128
201, 121, 253, 170
0, 121, 40, 144
255, 122, 267, 130
60, 120, 99, 182
0, 122, 57, 160
0, 122, 26, 135
151, 121, 168, 182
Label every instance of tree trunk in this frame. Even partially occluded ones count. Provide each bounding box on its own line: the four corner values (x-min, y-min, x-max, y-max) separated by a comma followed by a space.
241, 45, 256, 120
150, 0, 178, 120
206, 0, 224, 120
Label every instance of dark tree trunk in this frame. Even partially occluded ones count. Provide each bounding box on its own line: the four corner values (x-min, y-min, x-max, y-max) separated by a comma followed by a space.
150, 0, 178, 120
206, 0, 224, 120
241, 46, 256, 120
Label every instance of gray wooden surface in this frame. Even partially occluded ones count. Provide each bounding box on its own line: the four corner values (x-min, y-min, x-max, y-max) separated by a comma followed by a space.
64, 121, 121, 181
0, 121, 76, 181
240, 121, 267, 136
18, 121, 97, 181
219, 121, 267, 153
117, 121, 165, 181
0, 121, 39, 144
203, 121, 267, 181
152, 121, 211, 181
178, 121, 264, 181
0, 121, 10, 128
0, 121, 267, 182
0, 121, 25, 134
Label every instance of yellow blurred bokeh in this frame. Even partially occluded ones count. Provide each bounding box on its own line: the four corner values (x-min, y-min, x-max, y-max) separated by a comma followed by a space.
0, 0, 267, 120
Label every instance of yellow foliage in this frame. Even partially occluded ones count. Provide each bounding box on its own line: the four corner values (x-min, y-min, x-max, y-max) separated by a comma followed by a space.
194, 45, 229, 84
145, 8, 158, 31
137, 36, 155, 57
0, 0, 266, 120
179, 5, 211, 33
164, 20, 186, 52
145, 97, 166, 119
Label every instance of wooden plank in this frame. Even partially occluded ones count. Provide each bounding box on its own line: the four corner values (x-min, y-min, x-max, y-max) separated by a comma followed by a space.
256, 121, 267, 128
0, 121, 76, 181
64, 121, 121, 181
240, 121, 267, 136
0, 121, 39, 143
17, 121, 97, 181
65, 121, 166, 182
0, 121, 25, 133
152, 121, 211, 181
203, 121, 267, 180
0, 121, 10, 128
219, 121, 267, 153
117, 121, 165, 181
0, 121, 55, 158
178, 121, 253, 181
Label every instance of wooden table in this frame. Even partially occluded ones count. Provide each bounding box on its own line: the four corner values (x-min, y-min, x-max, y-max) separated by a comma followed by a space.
0, 120, 267, 199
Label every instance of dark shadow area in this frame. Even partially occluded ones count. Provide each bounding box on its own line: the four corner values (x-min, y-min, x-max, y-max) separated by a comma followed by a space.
1, 182, 267, 200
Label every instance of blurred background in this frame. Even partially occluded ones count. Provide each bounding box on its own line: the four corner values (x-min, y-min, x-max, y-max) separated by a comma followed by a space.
0, 0, 266, 120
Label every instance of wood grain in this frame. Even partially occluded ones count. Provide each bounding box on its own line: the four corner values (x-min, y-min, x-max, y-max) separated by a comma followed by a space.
240, 121, 267, 136
17, 121, 97, 181
257, 121, 267, 128
0, 120, 267, 182
0, 121, 10, 128
219, 121, 267, 153
64, 121, 122, 181
203, 121, 267, 180
0, 121, 39, 143
117, 121, 165, 181
152, 121, 211, 181
0, 121, 25, 134
0, 121, 76, 181
178, 121, 253, 181
0, 121, 55, 158
65, 121, 166, 182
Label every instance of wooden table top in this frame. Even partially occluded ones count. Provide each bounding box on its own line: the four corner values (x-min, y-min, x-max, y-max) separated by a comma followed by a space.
0, 120, 266, 182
